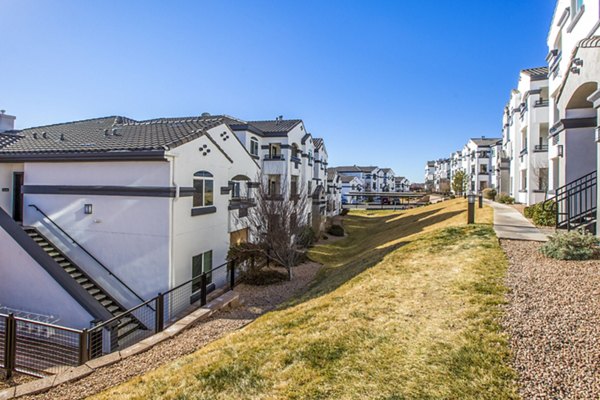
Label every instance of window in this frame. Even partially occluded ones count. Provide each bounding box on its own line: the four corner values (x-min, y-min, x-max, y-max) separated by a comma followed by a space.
250, 137, 259, 156
192, 250, 213, 293
193, 171, 214, 208
308, 150, 313, 163
574, 0, 584, 13
308, 180, 312, 195
231, 181, 241, 199
291, 176, 298, 196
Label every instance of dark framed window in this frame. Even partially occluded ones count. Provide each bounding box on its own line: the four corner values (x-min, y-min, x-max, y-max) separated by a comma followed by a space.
192, 250, 213, 294
193, 171, 214, 208
250, 137, 259, 156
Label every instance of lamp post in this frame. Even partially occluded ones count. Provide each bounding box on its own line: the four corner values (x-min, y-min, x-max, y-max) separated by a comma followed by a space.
467, 193, 476, 224
478, 192, 483, 208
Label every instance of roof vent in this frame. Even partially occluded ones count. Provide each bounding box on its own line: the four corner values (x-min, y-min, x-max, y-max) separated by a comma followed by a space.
115, 116, 123, 124
112, 128, 121, 136
33, 132, 38, 139
60, 133, 65, 141
104, 129, 109, 137
201, 112, 211, 117
42, 131, 47, 139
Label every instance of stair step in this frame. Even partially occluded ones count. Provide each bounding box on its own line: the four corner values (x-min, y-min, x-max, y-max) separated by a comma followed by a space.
70, 272, 83, 279
93, 293, 107, 302
62, 264, 74, 270
88, 288, 101, 296
107, 305, 120, 313
100, 299, 114, 307
117, 322, 142, 341
47, 251, 60, 257
81, 283, 94, 290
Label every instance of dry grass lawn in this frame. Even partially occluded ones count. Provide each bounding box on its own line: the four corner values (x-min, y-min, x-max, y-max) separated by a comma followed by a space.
91, 199, 519, 400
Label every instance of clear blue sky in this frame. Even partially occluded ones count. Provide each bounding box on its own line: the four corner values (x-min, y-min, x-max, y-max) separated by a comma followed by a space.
1, 0, 555, 182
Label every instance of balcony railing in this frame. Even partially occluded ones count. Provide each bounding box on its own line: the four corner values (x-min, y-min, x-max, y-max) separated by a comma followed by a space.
264, 154, 285, 161
534, 99, 549, 107
290, 156, 301, 163
228, 197, 256, 210
533, 144, 548, 152
520, 148, 528, 156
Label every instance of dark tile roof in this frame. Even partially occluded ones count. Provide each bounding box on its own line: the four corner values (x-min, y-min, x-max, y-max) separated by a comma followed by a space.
326, 168, 337, 180
522, 66, 548, 80
0, 115, 226, 155
0, 133, 22, 148
470, 137, 501, 147
340, 175, 357, 183
226, 118, 303, 137
313, 138, 324, 150
335, 165, 377, 173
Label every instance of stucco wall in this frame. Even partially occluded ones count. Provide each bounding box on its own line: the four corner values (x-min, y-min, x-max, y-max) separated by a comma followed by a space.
0, 163, 24, 217
0, 226, 93, 329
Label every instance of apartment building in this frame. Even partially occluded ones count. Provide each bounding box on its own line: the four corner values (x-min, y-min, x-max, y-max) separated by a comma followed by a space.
502, 68, 551, 205
394, 176, 411, 192
339, 175, 364, 204
433, 158, 451, 193
0, 114, 260, 329
326, 168, 342, 216
424, 161, 435, 191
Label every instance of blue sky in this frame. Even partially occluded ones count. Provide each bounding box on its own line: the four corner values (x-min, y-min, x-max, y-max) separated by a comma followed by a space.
1, 0, 555, 181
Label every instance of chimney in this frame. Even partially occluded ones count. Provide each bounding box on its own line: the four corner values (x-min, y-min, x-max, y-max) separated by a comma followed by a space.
0, 110, 16, 133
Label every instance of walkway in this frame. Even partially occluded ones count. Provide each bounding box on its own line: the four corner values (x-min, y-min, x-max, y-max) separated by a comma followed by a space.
485, 200, 549, 242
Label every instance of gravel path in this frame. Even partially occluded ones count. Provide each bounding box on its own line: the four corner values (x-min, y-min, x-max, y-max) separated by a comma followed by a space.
18, 261, 322, 400
501, 239, 600, 399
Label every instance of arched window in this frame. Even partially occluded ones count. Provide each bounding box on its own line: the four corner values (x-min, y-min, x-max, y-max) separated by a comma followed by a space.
250, 137, 259, 156
193, 171, 214, 208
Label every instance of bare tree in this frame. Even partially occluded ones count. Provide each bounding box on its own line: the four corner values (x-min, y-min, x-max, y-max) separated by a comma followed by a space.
230, 174, 310, 280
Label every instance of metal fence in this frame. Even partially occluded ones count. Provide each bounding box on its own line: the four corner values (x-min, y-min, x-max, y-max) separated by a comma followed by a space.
1, 260, 237, 379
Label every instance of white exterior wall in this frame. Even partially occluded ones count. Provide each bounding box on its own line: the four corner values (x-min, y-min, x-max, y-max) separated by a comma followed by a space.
0, 219, 94, 329
21, 161, 171, 308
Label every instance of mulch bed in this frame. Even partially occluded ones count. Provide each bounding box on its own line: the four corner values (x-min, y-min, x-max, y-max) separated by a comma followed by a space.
501, 239, 600, 399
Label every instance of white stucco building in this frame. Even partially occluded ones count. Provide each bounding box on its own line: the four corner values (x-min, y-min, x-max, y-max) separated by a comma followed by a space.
0, 115, 261, 330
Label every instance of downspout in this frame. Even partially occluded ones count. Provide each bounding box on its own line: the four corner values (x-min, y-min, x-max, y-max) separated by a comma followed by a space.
164, 149, 178, 292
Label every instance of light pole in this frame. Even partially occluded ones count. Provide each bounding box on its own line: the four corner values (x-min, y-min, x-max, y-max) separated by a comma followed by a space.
467, 193, 476, 224
478, 192, 483, 208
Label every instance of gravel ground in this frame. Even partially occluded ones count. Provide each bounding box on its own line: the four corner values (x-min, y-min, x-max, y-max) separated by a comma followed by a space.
17, 261, 322, 400
501, 239, 600, 399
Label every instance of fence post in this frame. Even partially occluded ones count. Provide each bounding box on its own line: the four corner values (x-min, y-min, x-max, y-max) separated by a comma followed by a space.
4, 313, 16, 379
200, 274, 207, 306
79, 329, 89, 365
229, 259, 236, 289
155, 293, 164, 332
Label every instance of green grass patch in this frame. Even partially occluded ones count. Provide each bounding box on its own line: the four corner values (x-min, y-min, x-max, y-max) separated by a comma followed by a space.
92, 199, 518, 400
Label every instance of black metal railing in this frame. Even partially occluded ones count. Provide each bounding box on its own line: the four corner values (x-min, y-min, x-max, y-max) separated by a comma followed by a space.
1, 260, 238, 379
543, 170, 597, 231
519, 148, 528, 156
28, 204, 148, 307
534, 99, 550, 107
533, 144, 548, 152
85, 260, 236, 360
264, 154, 284, 161
1, 313, 85, 379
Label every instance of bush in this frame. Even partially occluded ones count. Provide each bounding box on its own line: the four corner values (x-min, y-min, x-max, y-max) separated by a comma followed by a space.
297, 226, 316, 248
496, 193, 514, 204
327, 224, 345, 237
482, 188, 497, 200
524, 202, 556, 226
340, 209, 349, 216
449, 194, 456, 199
540, 229, 599, 260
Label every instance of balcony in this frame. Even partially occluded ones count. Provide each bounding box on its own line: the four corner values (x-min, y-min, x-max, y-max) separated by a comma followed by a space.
228, 197, 256, 210
264, 154, 285, 161
533, 144, 548, 152
290, 156, 301, 164
519, 148, 528, 156
534, 99, 549, 108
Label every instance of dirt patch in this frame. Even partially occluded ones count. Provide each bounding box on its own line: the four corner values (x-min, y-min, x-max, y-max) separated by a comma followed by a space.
501, 239, 600, 399
17, 261, 323, 400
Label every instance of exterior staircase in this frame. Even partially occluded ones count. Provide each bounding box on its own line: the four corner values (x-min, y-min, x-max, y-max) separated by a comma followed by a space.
23, 227, 144, 342
544, 170, 597, 234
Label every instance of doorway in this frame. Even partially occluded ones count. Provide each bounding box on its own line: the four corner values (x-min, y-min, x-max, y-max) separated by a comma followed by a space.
12, 172, 24, 222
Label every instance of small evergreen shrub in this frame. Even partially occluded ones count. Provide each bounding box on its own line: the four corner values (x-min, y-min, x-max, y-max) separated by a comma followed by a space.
327, 224, 345, 237
496, 193, 514, 204
449, 194, 456, 199
482, 188, 497, 200
340, 209, 350, 216
524, 202, 556, 226
297, 226, 316, 248
540, 229, 599, 260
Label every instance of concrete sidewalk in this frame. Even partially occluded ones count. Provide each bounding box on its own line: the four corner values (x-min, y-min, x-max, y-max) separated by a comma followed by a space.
485, 200, 549, 242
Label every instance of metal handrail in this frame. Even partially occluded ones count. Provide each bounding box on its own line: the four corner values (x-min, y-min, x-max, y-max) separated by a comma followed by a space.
543, 170, 597, 230
28, 204, 148, 306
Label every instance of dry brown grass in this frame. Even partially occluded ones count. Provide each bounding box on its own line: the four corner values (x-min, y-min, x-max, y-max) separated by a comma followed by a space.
91, 199, 517, 400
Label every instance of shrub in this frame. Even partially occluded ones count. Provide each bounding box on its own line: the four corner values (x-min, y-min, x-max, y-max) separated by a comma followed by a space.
449, 194, 456, 199
523, 205, 534, 219
327, 224, 345, 237
540, 229, 599, 260
297, 226, 316, 248
496, 193, 514, 204
482, 188, 497, 200
530, 202, 556, 226
340, 208, 350, 216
